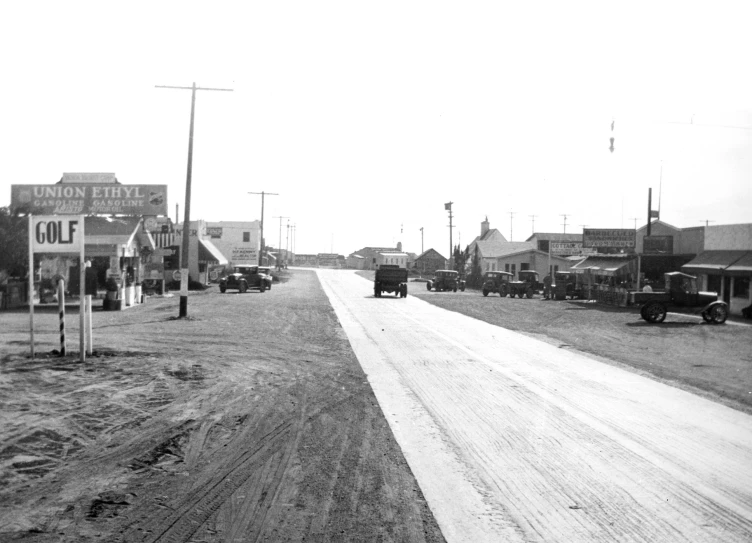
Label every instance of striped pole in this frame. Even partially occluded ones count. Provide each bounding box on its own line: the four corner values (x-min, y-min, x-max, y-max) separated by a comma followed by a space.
57, 278, 66, 356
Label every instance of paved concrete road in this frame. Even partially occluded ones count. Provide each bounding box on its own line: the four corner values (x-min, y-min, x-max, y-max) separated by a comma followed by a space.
318, 269, 752, 543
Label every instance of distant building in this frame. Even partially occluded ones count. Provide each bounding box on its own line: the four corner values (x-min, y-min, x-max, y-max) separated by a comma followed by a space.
375, 251, 408, 269
413, 249, 447, 275
352, 243, 404, 270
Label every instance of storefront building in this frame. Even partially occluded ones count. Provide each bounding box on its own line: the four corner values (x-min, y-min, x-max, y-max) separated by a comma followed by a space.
682, 223, 752, 317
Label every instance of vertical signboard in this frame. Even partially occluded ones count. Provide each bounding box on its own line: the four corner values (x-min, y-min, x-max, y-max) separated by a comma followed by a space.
29, 215, 86, 362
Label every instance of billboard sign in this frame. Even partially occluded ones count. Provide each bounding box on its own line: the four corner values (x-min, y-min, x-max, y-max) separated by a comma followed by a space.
643, 235, 674, 255
550, 242, 598, 256
206, 227, 223, 238
583, 228, 636, 249
11, 184, 168, 216
31, 216, 84, 253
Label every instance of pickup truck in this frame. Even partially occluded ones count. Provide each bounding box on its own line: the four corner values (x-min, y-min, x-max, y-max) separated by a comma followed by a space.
374, 265, 408, 298
631, 271, 728, 324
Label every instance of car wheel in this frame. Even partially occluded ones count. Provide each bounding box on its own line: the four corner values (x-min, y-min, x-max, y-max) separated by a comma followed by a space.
482, 289, 489, 297
709, 304, 728, 324
219, 284, 226, 293
642, 302, 666, 323
260, 282, 266, 293
526, 287, 534, 298
426, 282, 432, 291
239, 282, 247, 293
403, 285, 408, 298
453, 286, 457, 292
460, 285, 465, 291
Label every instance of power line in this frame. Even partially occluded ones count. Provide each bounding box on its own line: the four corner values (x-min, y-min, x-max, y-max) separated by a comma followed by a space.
699, 220, 716, 227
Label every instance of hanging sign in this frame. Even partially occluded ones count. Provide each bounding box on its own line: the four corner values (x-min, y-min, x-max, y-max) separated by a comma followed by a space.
31, 216, 84, 253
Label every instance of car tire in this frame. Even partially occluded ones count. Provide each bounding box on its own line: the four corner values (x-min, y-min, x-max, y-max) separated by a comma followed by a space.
220, 284, 226, 293
526, 287, 534, 299
239, 282, 247, 293
260, 282, 266, 293
482, 289, 489, 296
426, 282, 432, 291
709, 304, 728, 324
642, 302, 666, 323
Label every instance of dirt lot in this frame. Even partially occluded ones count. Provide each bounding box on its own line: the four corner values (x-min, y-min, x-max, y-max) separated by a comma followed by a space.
0, 270, 445, 542
394, 273, 752, 415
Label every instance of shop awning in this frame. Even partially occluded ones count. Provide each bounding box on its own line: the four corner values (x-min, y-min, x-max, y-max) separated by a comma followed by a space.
722, 251, 752, 276
681, 251, 747, 275
198, 239, 228, 265
570, 256, 635, 276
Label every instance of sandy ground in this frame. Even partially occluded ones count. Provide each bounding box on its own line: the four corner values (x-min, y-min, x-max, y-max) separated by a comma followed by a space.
0, 270, 445, 542
331, 270, 752, 542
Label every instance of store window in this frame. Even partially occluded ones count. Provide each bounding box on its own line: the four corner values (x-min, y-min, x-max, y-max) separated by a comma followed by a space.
243, 232, 250, 242
520, 263, 530, 271
511, 264, 516, 277
505, 263, 510, 273
734, 277, 750, 298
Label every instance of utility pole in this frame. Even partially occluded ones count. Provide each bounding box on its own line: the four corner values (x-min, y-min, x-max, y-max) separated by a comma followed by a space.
249, 191, 279, 266
560, 214, 569, 233
156, 82, 233, 318
509, 210, 515, 241
629, 217, 640, 230
699, 220, 716, 227
445, 202, 454, 268
420, 227, 424, 254
273, 215, 289, 270
291, 224, 296, 265
286, 220, 291, 267
529, 215, 537, 235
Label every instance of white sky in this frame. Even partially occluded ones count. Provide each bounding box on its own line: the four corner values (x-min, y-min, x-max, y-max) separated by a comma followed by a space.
2, 1, 751, 257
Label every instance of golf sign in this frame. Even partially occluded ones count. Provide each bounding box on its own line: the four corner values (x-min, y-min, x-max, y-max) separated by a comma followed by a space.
31, 216, 84, 253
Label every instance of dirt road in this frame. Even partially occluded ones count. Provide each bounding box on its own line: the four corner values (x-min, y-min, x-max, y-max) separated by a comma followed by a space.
0, 271, 445, 542
319, 269, 752, 542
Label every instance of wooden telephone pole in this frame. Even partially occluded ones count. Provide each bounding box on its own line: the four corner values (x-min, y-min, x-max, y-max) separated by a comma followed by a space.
156, 82, 233, 318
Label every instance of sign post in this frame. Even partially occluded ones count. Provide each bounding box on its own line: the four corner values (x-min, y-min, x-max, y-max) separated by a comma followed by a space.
28, 215, 35, 359
30, 215, 85, 362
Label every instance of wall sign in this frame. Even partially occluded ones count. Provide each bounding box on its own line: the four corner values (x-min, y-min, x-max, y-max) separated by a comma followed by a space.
31, 216, 84, 253
583, 228, 636, 249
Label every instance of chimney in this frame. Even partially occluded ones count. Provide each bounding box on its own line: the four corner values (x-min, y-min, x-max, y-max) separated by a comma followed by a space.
481, 216, 490, 238
396, 241, 402, 252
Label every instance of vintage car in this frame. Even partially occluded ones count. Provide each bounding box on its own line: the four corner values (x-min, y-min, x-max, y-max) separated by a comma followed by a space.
632, 271, 728, 324
427, 270, 465, 292
481, 271, 513, 297
219, 265, 269, 293
374, 264, 408, 298
256, 267, 274, 290
551, 271, 581, 300
507, 270, 539, 298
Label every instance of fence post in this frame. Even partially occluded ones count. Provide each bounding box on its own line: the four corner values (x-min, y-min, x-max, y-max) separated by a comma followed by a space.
57, 279, 66, 356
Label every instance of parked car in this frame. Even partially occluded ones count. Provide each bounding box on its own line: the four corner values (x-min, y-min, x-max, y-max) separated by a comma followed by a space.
631, 271, 728, 324
427, 270, 465, 292
256, 267, 274, 290
507, 270, 539, 298
481, 271, 513, 297
552, 271, 581, 300
219, 265, 268, 293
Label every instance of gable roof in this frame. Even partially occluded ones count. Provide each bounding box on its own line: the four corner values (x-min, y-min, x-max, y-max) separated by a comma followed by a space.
416, 248, 447, 261
636, 220, 680, 234
476, 241, 536, 259
526, 232, 583, 242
